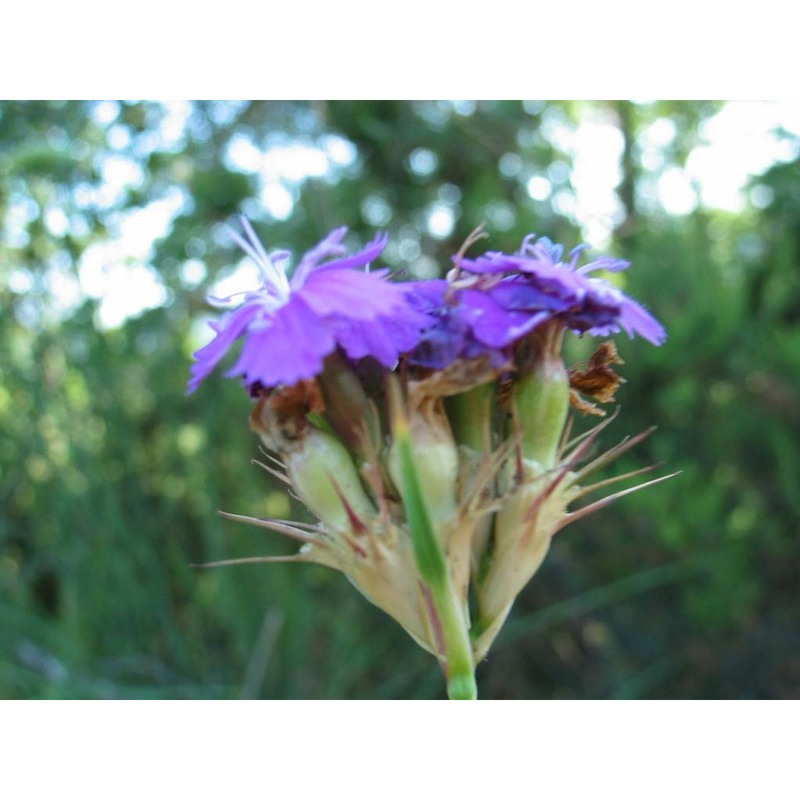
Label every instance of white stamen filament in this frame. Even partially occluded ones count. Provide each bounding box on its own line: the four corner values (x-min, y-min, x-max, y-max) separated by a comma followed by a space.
229, 217, 292, 300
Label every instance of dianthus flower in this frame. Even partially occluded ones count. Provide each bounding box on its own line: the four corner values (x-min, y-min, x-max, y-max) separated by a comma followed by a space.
457, 234, 666, 346
404, 233, 664, 374
188, 219, 426, 393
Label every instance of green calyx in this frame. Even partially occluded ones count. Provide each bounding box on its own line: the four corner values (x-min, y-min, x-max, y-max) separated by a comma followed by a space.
446, 380, 494, 455
318, 351, 381, 460
512, 322, 570, 469
284, 427, 375, 533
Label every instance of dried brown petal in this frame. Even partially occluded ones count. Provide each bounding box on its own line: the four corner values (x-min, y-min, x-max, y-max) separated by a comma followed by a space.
569, 340, 626, 413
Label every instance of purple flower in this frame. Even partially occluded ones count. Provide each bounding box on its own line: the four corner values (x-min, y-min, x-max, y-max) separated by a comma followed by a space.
458, 235, 666, 346
188, 219, 427, 393
405, 280, 550, 370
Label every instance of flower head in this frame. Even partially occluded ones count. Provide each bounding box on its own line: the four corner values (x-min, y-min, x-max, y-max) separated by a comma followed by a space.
458, 234, 666, 346
188, 219, 427, 393
189, 212, 673, 700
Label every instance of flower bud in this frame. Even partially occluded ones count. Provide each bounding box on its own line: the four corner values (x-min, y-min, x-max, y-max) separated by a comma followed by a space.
284, 427, 375, 533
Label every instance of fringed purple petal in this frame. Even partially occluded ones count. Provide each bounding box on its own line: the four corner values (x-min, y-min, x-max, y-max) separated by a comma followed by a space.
459, 289, 546, 347
225, 296, 336, 387
408, 318, 472, 370
405, 280, 469, 369
311, 232, 389, 273
291, 230, 388, 286
300, 267, 411, 320
329, 295, 429, 367
333, 318, 400, 367
187, 303, 262, 394
488, 278, 572, 312
618, 296, 667, 345
457, 253, 515, 275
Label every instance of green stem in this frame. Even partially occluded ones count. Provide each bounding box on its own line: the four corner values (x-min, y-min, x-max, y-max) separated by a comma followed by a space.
389, 378, 477, 699
432, 583, 478, 700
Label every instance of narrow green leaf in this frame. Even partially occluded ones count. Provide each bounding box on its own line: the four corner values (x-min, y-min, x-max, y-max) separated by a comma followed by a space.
388, 378, 447, 590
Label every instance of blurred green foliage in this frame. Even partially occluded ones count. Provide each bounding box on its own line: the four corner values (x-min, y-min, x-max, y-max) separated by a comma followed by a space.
1, 100, 798, 699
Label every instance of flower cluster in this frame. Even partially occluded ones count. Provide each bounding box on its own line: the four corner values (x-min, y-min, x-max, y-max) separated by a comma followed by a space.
189, 216, 671, 699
